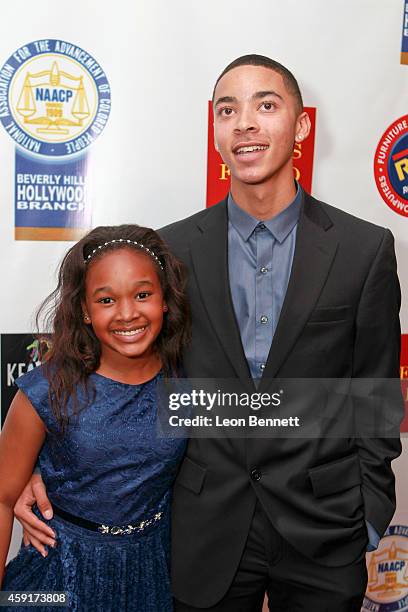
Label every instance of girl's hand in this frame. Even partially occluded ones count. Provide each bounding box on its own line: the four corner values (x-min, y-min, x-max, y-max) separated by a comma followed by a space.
14, 474, 56, 557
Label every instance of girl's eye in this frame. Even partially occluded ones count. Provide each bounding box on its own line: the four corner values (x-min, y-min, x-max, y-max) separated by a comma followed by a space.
98, 297, 114, 304
137, 292, 150, 300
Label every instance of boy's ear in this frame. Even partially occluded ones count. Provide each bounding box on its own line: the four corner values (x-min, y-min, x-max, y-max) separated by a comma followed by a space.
295, 111, 311, 143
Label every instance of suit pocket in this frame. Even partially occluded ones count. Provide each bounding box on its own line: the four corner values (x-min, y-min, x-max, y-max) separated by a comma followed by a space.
308, 453, 361, 498
175, 456, 207, 494
308, 305, 352, 323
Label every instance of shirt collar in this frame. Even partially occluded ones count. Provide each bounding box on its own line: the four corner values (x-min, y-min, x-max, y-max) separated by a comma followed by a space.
227, 182, 302, 244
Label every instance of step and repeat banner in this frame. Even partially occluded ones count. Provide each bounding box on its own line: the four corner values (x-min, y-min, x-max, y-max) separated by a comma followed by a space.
0, 1, 407, 610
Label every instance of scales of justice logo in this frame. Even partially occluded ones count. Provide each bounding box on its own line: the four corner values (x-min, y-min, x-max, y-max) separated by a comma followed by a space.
0, 40, 111, 240
363, 525, 408, 611
0, 40, 110, 156
14, 58, 94, 147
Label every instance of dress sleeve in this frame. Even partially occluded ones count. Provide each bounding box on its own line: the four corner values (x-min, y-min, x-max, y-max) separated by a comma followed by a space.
15, 366, 56, 432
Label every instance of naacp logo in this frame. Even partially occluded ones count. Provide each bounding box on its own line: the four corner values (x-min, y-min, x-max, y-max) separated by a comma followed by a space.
363, 525, 408, 612
374, 115, 408, 218
0, 40, 111, 156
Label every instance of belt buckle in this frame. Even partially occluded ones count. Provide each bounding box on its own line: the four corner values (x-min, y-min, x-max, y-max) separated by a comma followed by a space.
97, 511, 163, 536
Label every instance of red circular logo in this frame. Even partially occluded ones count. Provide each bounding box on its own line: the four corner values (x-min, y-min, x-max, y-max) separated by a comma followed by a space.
374, 115, 408, 218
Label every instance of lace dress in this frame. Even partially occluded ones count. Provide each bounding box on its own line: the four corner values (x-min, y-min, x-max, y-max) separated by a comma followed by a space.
3, 366, 186, 611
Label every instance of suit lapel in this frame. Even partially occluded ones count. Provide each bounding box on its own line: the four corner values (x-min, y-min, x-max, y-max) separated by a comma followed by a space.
189, 200, 254, 390
260, 193, 338, 388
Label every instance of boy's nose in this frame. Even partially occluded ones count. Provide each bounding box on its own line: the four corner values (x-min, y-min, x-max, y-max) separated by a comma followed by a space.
234, 107, 259, 133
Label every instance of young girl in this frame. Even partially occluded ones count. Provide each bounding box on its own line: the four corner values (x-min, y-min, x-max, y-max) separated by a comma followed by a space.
0, 224, 191, 611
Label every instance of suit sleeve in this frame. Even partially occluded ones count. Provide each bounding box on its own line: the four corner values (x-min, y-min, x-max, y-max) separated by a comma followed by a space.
353, 228, 404, 537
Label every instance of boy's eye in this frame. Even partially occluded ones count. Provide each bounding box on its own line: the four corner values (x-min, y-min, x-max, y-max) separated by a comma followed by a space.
219, 107, 233, 116
260, 101, 275, 111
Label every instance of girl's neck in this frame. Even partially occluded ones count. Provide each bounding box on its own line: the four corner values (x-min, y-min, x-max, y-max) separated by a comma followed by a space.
96, 353, 162, 385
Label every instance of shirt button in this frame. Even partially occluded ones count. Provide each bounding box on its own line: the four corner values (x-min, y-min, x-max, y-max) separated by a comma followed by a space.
260, 315, 268, 324
260, 266, 268, 274
258, 223, 266, 229
250, 468, 262, 482
260, 363, 266, 371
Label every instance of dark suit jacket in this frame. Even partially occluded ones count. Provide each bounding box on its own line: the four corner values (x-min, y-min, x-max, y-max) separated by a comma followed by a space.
159, 191, 403, 608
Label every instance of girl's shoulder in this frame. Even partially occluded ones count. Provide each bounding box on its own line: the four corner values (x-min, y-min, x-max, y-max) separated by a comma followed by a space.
15, 364, 52, 428
15, 363, 48, 394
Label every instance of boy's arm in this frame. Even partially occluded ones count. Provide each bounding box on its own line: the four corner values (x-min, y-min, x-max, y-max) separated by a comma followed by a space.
14, 473, 56, 555
353, 229, 403, 537
0, 391, 46, 585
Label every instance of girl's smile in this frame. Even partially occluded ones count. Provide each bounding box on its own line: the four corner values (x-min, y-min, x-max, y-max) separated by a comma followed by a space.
112, 325, 147, 337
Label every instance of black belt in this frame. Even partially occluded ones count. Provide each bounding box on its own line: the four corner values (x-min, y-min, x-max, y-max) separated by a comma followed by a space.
52, 503, 164, 536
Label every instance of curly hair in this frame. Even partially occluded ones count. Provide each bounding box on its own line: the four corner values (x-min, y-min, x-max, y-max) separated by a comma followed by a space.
37, 224, 191, 431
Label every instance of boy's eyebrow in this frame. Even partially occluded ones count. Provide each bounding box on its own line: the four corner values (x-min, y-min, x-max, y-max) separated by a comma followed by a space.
214, 95, 237, 108
253, 90, 283, 101
92, 280, 154, 296
214, 91, 283, 108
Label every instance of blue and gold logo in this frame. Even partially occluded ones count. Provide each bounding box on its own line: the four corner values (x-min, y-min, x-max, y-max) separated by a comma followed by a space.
0, 40, 110, 240
0, 40, 110, 156
363, 525, 408, 611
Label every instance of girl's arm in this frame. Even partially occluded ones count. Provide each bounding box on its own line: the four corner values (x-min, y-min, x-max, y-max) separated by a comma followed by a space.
0, 391, 46, 585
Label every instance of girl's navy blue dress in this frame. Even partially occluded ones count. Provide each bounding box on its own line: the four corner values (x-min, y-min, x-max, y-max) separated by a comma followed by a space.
3, 366, 186, 612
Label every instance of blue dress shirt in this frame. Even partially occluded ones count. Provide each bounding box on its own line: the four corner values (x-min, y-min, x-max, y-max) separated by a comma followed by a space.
227, 184, 380, 552
228, 185, 301, 379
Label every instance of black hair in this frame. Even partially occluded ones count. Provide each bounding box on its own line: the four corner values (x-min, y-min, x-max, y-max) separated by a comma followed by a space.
213, 54, 303, 113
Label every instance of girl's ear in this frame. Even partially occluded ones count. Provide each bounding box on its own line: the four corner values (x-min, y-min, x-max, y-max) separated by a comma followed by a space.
82, 302, 91, 323
163, 302, 168, 313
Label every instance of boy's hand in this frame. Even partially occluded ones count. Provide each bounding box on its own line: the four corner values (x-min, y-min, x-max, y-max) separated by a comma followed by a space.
13, 474, 56, 557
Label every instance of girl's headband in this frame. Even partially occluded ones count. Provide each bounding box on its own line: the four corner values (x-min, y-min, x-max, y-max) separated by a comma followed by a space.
84, 238, 164, 270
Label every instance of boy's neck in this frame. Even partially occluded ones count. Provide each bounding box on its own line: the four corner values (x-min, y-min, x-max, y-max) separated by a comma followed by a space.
230, 173, 297, 220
